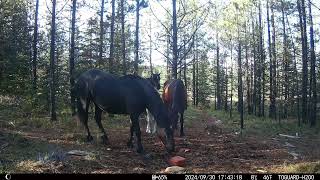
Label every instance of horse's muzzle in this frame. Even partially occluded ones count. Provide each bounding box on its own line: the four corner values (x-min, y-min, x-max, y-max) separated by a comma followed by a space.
157, 129, 174, 153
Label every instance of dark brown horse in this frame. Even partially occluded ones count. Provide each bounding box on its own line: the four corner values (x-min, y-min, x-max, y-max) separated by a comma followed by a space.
162, 79, 187, 136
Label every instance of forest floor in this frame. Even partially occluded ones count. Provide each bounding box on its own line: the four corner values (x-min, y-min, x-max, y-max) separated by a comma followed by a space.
0, 103, 320, 173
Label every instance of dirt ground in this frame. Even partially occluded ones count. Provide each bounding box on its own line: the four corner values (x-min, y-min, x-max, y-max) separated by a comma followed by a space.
0, 111, 319, 174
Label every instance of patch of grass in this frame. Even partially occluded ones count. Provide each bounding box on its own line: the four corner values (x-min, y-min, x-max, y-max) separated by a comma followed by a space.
272, 161, 320, 173
184, 106, 203, 127
205, 108, 320, 138
0, 133, 57, 173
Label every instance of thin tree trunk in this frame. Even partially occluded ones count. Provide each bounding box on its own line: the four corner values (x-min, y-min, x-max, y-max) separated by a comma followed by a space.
252, 17, 257, 116
238, 34, 244, 129
99, 0, 105, 68
308, 0, 317, 126
257, 3, 263, 117
120, 0, 126, 75
183, 37, 187, 89
193, 52, 196, 106
281, 0, 288, 119
134, 0, 140, 75
230, 44, 233, 118
297, 0, 308, 124
69, 0, 77, 114
49, 0, 57, 121
149, 19, 153, 75
293, 48, 301, 126
267, 0, 275, 119
32, 0, 39, 94
245, 22, 250, 115
271, 1, 277, 119
224, 64, 228, 111
172, 0, 178, 79
196, 47, 199, 107
216, 34, 221, 110
167, 34, 170, 78
109, 0, 115, 73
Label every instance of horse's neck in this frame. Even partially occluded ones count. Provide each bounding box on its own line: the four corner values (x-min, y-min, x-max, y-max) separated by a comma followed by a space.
143, 86, 162, 119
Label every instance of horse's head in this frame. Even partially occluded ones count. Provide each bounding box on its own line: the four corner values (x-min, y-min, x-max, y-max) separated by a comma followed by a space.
157, 126, 175, 153
149, 73, 161, 90
154, 105, 175, 153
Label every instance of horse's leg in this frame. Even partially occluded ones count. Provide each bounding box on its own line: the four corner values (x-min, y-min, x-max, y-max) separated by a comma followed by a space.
146, 109, 151, 134
127, 120, 134, 148
151, 114, 157, 134
131, 114, 144, 154
146, 109, 156, 134
77, 98, 93, 142
180, 112, 185, 137
94, 105, 109, 145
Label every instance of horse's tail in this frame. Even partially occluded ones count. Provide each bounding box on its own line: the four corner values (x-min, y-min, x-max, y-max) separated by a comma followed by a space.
172, 80, 187, 113
73, 74, 91, 119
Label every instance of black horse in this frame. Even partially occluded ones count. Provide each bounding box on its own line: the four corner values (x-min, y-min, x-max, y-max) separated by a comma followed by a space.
73, 69, 174, 153
146, 73, 161, 90
162, 79, 188, 137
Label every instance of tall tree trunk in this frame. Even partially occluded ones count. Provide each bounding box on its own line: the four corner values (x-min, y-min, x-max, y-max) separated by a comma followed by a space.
297, 0, 308, 124
245, 22, 251, 115
192, 36, 196, 106
172, 0, 178, 79
167, 34, 170, 78
149, 19, 153, 75
293, 48, 301, 126
271, 1, 277, 119
69, 0, 77, 114
196, 46, 199, 107
252, 17, 257, 116
49, 0, 57, 121
32, 0, 39, 94
257, 3, 263, 117
134, 0, 140, 75
238, 34, 244, 129
267, 0, 275, 119
183, 37, 187, 89
281, 0, 288, 119
99, 0, 105, 68
308, 0, 317, 126
216, 34, 221, 110
120, 0, 126, 75
230, 44, 233, 118
224, 64, 228, 111
109, 0, 115, 73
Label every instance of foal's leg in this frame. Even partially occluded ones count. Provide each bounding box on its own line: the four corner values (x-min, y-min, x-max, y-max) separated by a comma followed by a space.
77, 98, 93, 142
180, 112, 185, 137
94, 105, 109, 145
146, 109, 156, 134
146, 109, 152, 134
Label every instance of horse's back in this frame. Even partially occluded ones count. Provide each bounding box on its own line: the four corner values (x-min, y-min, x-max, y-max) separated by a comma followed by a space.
163, 79, 187, 113
75, 69, 152, 114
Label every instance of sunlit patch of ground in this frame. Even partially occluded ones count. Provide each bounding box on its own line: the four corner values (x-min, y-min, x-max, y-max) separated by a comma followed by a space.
0, 104, 319, 173
271, 161, 320, 173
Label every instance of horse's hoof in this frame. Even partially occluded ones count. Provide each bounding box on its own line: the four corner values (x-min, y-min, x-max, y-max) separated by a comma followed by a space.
101, 135, 110, 145
87, 135, 94, 142
137, 147, 144, 154
143, 153, 152, 160
127, 141, 133, 148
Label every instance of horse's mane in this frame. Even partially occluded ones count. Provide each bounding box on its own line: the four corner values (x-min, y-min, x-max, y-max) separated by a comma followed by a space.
120, 74, 145, 80
120, 74, 156, 91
